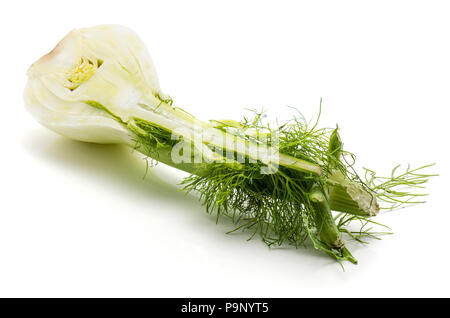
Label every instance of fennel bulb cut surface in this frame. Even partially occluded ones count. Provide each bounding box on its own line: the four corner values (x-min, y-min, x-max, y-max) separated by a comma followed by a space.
24, 24, 434, 265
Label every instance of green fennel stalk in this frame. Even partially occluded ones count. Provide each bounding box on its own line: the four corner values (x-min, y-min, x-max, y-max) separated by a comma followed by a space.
127, 102, 433, 264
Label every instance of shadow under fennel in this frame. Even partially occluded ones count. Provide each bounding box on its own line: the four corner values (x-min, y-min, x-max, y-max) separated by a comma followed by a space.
21, 129, 368, 266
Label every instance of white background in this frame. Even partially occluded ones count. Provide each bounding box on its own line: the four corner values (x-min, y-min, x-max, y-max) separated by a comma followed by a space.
1, 0, 448, 297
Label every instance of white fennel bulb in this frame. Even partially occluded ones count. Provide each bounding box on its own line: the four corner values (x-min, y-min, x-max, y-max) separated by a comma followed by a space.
25, 24, 162, 144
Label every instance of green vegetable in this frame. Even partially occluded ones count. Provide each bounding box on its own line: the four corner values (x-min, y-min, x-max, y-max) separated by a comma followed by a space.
24, 25, 435, 264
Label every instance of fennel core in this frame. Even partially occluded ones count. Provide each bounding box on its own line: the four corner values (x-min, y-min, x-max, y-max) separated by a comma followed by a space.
24, 25, 435, 264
